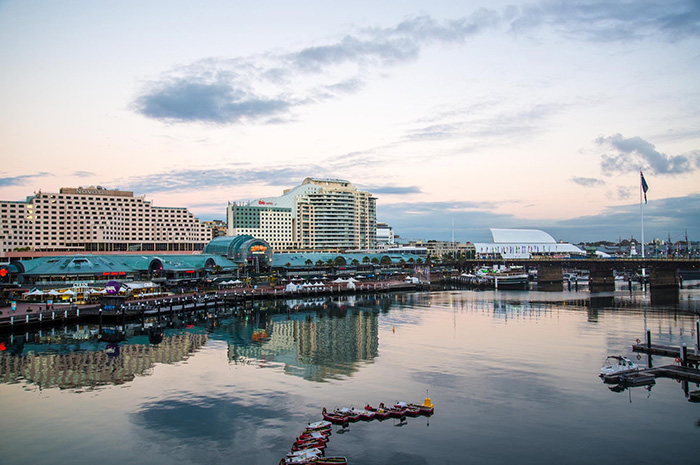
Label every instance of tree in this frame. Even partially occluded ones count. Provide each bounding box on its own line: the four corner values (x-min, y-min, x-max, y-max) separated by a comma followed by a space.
285, 262, 292, 267
305, 259, 313, 266
334, 256, 346, 266
316, 260, 324, 266
416, 258, 423, 265
408, 257, 415, 264
371, 257, 379, 265
326, 258, 334, 266
380, 256, 392, 266
362, 256, 370, 264
351, 259, 360, 266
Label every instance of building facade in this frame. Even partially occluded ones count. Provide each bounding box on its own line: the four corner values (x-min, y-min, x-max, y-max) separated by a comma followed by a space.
227, 178, 377, 252
474, 228, 585, 259
0, 186, 212, 257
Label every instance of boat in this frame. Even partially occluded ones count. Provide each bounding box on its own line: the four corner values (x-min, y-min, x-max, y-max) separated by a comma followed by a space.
475, 266, 529, 289
298, 430, 330, 442
378, 402, 407, 418
364, 403, 390, 420
291, 440, 326, 452
282, 448, 323, 465
312, 458, 348, 465
305, 420, 332, 430
293, 434, 328, 448
599, 356, 639, 377
334, 407, 361, 422
322, 407, 349, 425
393, 402, 420, 417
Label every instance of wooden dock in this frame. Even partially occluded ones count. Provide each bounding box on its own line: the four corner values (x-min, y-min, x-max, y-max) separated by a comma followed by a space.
632, 343, 700, 364
603, 364, 700, 385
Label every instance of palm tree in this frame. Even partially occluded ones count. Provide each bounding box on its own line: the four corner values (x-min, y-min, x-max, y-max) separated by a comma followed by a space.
362, 256, 370, 264
305, 259, 313, 266
371, 257, 379, 265
351, 259, 360, 266
316, 260, 324, 266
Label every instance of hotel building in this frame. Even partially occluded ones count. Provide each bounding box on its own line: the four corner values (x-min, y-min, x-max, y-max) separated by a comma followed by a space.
0, 186, 212, 257
227, 178, 377, 252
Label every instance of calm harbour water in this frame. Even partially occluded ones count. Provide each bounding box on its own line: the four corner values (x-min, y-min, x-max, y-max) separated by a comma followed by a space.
2, 284, 700, 465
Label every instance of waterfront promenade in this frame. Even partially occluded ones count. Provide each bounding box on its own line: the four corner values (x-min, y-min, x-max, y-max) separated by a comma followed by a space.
0, 279, 420, 332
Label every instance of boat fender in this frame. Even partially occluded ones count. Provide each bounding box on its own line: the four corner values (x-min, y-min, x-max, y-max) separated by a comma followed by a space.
676, 357, 682, 363
636, 338, 641, 344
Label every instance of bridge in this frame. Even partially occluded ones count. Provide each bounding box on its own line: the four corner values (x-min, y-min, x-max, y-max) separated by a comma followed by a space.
457, 257, 700, 292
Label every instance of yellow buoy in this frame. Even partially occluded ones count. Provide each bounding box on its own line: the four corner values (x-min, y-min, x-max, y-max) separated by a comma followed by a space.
392, 326, 395, 333
423, 397, 433, 408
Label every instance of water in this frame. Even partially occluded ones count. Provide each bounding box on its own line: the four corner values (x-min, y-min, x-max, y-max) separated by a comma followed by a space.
2, 285, 700, 465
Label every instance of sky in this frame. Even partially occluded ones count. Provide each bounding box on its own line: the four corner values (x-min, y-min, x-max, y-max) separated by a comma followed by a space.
1, 0, 699, 244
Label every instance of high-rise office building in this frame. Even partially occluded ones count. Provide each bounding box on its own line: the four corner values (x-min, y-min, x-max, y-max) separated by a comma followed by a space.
227, 178, 376, 252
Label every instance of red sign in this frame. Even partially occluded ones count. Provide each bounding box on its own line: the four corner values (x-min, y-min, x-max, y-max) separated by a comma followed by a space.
0, 268, 7, 277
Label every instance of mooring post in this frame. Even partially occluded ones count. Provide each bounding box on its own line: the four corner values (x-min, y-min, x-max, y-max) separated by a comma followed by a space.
647, 330, 652, 348
681, 344, 688, 367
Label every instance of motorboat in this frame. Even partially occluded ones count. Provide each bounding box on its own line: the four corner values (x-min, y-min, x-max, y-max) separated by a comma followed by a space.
322, 407, 349, 425
312, 458, 348, 465
599, 355, 639, 377
364, 403, 390, 420
334, 407, 361, 422
283, 448, 323, 464
476, 266, 529, 289
304, 420, 332, 432
298, 430, 330, 442
398, 401, 434, 416
394, 402, 420, 417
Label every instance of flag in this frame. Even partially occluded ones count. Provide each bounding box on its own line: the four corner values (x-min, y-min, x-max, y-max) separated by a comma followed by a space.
640, 171, 648, 204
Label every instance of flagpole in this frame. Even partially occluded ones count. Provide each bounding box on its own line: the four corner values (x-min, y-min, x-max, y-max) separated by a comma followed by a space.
640, 170, 646, 283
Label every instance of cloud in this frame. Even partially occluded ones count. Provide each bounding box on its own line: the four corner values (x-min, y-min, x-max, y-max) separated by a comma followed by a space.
72, 171, 94, 178
133, 77, 293, 124
361, 185, 422, 195
378, 194, 700, 243
512, 0, 700, 42
133, 2, 699, 125
597, 133, 700, 175
549, 194, 700, 242
0, 173, 51, 187
116, 166, 329, 195
571, 176, 605, 187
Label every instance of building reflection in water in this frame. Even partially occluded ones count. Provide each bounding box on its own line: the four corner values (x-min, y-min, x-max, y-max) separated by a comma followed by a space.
0, 332, 208, 390
225, 297, 380, 382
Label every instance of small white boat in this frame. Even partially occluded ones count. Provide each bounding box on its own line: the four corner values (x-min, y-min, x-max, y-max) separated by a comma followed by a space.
600, 356, 639, 377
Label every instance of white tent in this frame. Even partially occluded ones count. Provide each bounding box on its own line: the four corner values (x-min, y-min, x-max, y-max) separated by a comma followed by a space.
25, 289, 45, 296
61, 289, 77, 296
47, 289, 61, 296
